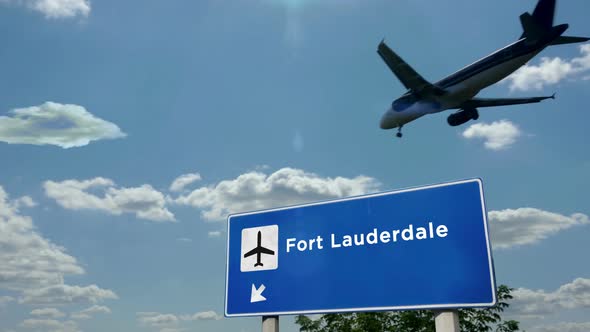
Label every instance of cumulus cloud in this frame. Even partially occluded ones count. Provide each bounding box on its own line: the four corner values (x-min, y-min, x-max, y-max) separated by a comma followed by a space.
506, 44, 590, 91
137, 311, 222, 330
462, 120, 521, 150
30, 308, 65, 318
509, 278, 590, 318
0, 185, 84, 291
137, 312, 180, 327
0, 102, 125, 148
169, 173, 201, 192
70, 305, 111, 320
70, 313, 91, 320
489, 208, 589, 249
0, 184, 117, 309
19, 284, 118, 305
1, 0, 90, 18
20, 318, 80, 332
531, 322, 590, 332
44, 178, 175, 222
15, 196, 36, 208
180, 310, 222, 321
173, 167, 380, 221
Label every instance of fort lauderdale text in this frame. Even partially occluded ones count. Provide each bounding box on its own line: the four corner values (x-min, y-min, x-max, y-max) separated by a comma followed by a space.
286, 222, 448, 253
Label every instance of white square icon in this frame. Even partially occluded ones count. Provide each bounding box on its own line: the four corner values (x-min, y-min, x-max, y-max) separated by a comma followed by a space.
241, 225, 278, 272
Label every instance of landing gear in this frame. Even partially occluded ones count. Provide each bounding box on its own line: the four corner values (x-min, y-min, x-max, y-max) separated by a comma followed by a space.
396, 126, 403, 138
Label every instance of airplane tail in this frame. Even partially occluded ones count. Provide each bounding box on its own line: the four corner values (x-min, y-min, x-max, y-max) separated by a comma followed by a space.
519, 0, 555, 39
519, 0, 589, 45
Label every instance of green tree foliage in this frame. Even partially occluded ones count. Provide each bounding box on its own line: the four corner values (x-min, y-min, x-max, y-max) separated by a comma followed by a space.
295, 285, 520, 332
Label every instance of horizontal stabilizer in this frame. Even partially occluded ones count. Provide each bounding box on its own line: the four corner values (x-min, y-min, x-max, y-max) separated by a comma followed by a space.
550, 36, 590, 45
461, 95, 554, 108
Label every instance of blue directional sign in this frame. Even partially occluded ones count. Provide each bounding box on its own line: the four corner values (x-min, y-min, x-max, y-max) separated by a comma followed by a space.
225, 179, 496, 317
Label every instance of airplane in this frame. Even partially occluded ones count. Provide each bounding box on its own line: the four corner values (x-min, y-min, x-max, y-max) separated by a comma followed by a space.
378, 0, 589, 138
243, 231, 275, 267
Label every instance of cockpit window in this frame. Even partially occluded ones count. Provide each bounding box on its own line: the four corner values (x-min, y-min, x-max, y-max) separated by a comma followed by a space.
392, 95, 417, 112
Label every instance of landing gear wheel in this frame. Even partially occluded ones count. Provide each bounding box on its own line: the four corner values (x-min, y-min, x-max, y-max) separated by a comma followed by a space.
396, 132, 403, 138
396, 125, 403, 138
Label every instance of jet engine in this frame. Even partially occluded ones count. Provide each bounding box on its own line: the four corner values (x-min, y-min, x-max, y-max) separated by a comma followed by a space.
447, 108, 479, 126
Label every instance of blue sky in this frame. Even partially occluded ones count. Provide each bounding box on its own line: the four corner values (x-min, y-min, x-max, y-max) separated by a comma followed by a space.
0, 0, 589, 331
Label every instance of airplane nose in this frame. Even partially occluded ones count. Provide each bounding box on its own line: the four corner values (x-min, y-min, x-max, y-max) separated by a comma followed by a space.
379, 107, 396, 129
379, 116, 388, 129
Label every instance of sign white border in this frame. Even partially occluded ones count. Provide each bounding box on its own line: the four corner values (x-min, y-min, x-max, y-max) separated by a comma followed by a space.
224, 178, 496, 317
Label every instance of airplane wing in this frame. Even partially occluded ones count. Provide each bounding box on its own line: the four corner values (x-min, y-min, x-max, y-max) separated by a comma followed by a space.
243, 247, 275, 258
243, 248, 258, 258
461, 95, 555, 108
377, 41, 444, 95
259, 247, 274, 255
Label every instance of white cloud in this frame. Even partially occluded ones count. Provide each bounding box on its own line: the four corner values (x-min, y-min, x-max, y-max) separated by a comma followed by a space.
509, 278, 590, 318
176, 237, 192, 243
69, 313, 91, 320
70, 305, 111, 320
462, 120, 521, 150
137, 312, 180, 327
506, 44, 590, 91
84, 305, 111, 314
1, 0, 90, 19
531, 322, 590, 332
489, 208, 589, 249
0, 186, 84, 291
20, 318, 80, 332
180, 310, 222, 321
0, 185, 117, 309
19, 284, 118, 305
0, 102, 125, 148
30, 308, 65, 318
169, 173, 201, 192
15, 196, 36, 208
174, 167, 380, 221
208, 231, 222, 238
44, 178, 175, 222
137, 311, 222, 330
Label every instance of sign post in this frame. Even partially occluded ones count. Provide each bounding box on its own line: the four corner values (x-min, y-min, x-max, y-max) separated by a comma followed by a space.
225, 179, 496, 330
435, 310, 460, 332
262, 316, 278, 332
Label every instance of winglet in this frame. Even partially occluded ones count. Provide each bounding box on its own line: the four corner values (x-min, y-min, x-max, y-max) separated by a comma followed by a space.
551, 92, 556, 99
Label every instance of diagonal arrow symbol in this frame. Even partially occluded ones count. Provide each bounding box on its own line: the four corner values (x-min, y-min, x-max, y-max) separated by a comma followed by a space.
250, 284, 266, 303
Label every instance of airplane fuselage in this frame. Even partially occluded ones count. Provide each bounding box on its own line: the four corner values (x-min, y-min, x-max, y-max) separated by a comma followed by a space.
379, 26, 566, 130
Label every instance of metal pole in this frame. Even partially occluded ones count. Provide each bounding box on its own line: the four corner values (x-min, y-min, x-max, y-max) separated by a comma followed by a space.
434, 310, 460, 332
262, 315, 279, 332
